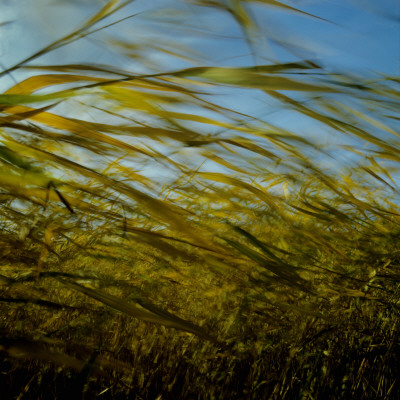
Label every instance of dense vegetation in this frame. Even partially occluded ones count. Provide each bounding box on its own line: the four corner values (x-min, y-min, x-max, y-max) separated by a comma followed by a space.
1, 1, 400, 398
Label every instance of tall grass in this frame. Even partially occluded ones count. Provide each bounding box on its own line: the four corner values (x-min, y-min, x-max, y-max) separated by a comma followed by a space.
1, 0, 400, 398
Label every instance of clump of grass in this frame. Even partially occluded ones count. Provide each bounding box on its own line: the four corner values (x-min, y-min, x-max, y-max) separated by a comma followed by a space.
1, 0, 400, 398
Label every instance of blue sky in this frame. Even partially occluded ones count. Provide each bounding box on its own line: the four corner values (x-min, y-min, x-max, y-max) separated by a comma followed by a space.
0, 0, 399, 180
1, 0, 398, 76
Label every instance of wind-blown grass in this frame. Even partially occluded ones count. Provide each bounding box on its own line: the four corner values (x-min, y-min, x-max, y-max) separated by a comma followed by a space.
1, 0, 400, 398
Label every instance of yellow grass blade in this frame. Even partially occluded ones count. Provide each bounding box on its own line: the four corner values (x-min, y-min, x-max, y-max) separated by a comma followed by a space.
58, 278, 220, 343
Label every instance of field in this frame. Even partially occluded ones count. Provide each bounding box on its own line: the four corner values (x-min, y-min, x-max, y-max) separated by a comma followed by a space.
1, 1, 400, 399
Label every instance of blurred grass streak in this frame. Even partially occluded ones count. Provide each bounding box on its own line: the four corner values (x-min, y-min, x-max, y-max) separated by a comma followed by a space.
1, 0, 400, 398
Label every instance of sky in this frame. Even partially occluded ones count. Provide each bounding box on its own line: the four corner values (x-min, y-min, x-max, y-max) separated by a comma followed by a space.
1, 0, 398, 78
0, 0, 399, 179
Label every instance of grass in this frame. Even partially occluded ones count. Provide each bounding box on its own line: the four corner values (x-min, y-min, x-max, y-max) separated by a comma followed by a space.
1, 0, 400, 398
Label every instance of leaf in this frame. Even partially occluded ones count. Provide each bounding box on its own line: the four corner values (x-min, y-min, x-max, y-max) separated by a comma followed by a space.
171, 65, 338, 92
245, 0, 327, 21
58, 278, 220, 343
199, 172, 278, 209
222, 237, 313, 293
4, 74, 103, 95
5, 106, 155, 157
0, 337, 91, 372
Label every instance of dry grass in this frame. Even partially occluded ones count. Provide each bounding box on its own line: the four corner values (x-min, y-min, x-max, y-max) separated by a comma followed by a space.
1, 0, 400, 398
